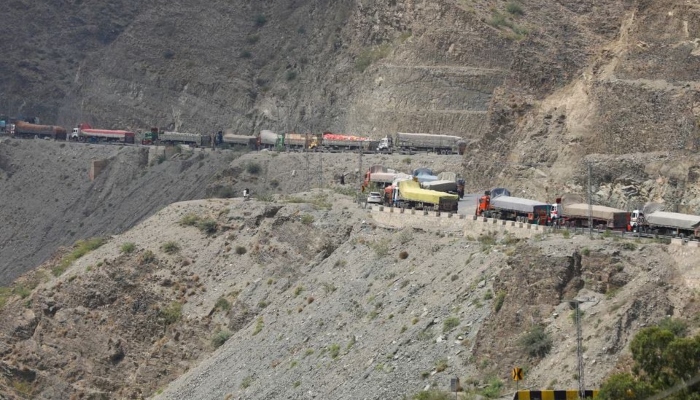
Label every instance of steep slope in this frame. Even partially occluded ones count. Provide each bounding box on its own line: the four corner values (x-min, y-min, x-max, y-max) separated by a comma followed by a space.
1, 194, 697, 399
0, 138, 238, 284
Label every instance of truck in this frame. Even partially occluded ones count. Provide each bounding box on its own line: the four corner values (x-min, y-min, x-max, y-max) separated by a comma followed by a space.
384, 179, 459, 211
71, 123, 134, 143
377, 133, 467, 155
158, 131, 210, 147
222, 133, 257, 149
631, 210, 700, 239
280, 132, 319, 151
363, 165, 411, 187
476, 192, 550, 224
551, 202, 630, 230
14, 121, 67, 140
258, 130, 283, 150
320, 132, 378, 152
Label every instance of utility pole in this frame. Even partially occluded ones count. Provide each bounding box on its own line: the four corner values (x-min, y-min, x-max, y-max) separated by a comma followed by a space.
587, 162, 593, 236
358, 144, 363, 204
569, 297, 594, 399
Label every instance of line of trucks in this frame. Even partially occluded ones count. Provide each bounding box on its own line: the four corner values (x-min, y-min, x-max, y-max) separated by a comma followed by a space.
474, 191, 700, 239
1, 117, 467, 155
363, 166, 700, 239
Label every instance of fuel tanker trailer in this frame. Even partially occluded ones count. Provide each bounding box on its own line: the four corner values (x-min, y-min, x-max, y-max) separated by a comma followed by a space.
14, 121, 67, 140
71, 123, 135, 144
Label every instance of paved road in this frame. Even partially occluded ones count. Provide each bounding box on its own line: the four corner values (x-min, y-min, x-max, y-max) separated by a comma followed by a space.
459, 193, 480, 216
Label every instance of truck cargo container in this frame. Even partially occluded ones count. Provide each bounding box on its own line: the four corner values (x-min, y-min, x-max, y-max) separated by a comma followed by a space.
631, 210, 700, 239
476, 192, 550, 224
259, 130, 282, 149
159, 131, 210, 147
321, 132, 378, 152
15, 121, 67, 140
283, 132, 319, 150
552, 202, 630, 230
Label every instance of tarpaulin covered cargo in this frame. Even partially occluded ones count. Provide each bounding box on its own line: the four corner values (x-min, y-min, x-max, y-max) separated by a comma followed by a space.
563, 203, 629, 229
491, 196, 549, 214
421, 180, 457, 192
563, 204, 627, 220
370, 172, 411, 183
396, 132, 463, 147
398, 180, 458, 205
161, 131, 202, 142
259, 130, 279, 146
645, 211, 700, 230
222, 134, 256, 146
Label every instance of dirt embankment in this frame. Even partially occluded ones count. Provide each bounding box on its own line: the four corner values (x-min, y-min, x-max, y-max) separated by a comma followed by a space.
0, 138, 238, 284
2, 191, 697, 399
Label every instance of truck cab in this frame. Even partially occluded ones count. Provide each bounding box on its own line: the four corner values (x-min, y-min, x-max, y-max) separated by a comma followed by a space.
630, 209, 644, 231
476, 191, 491, 216
377, 136, 393, 153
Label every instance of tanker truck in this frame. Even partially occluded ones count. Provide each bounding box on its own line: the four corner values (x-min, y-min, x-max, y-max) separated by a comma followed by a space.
377, 133, 467, 155
71, 123, 135, 144
14, 121, 67, 140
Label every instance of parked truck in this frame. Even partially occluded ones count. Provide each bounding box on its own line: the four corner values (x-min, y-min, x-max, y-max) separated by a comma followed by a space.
14, 121, 67, 140
384, 179, 459, 211
71, 123, 135, 143
377, 133, 467, 155
321, 132, 378, 152
551, 202, 630, 230
631, 210, 700, 239
476, 192, 550, 224
222, 133, 257, 150
158, 131, 210, 147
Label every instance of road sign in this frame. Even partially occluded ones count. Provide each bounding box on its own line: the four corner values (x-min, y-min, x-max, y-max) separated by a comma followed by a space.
450, 377, 460, 392
512, 367, 523, 381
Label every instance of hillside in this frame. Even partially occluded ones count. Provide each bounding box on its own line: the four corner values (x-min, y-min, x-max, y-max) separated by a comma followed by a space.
0, 191, 697, 399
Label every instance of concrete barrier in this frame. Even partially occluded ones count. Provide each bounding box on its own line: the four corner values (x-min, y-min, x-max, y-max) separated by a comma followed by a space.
89, 159, 109, 181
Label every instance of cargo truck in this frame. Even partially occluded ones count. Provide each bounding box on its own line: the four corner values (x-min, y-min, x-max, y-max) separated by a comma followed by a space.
377, 133, 467, 155
222, 133, 257, 149
71, 123, 135, 143
320, 132, 378, 152
550, 201, 630, 230
631, 210, 700, 239
158, 131, 210, 147
384, 179, 459, 211
14, 121, 67, 140
476, 192, 550, 224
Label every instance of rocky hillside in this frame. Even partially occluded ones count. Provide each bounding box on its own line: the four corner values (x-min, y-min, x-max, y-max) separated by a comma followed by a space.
0, 139, 239, 284
0, 191, 698, 399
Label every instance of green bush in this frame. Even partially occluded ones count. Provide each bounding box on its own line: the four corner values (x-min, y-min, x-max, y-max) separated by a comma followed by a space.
301, 214, 315, 225
442, 316, 460, 333
286, 70, 297, 81
139, 250, 156, 265
198, 218, 218, 235
246, 162, 261, 174
411, 391, 454, 400
211, 329, 232, 348
241, 50, 252, 59
519, 324, 552, 358
235, 246, 247, 255
254, 14, 267, 27
179, 213, 200, 226
159, 301, 182, 325
161, 241, 180, 254
120, 242, 136, 254
506, 2, 524, 15
481, 378, 504, 398
328, 343, 341, 359
252, 317, 264, 335
53, 237, 106, 276
215, 297, 231, 311
494, 290, 506, 312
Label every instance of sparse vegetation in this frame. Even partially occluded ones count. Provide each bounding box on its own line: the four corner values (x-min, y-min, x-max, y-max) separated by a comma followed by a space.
398, 250, 409, 260
371, 239, 390, 258
215, 297, 231, 311
161, 241, 180, 254
435, 358, 448, 372
120, 242, 136, 254
442, 316, 460, 333
286, 70, 298, 81
252, 317, 264, 335
355, 44, 391, 72
519, 324, 553, 357
480, 377, 504, 398
211, 329, 232, 348
53, 237, 106, 276
494, 290, 506, 312
301, 214, 315, 225
180, 213, 200, 226
139, 250, 156, 265
241, 375, 253, 389
159, 301, 182, 325
246, 162, 261, 175
506, 2, 524, 15
328, 343, 341, 359
294, 286, 304, 297
198, 218, 218, 235
254, 14, 267, 27
235, 246, 247, 255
